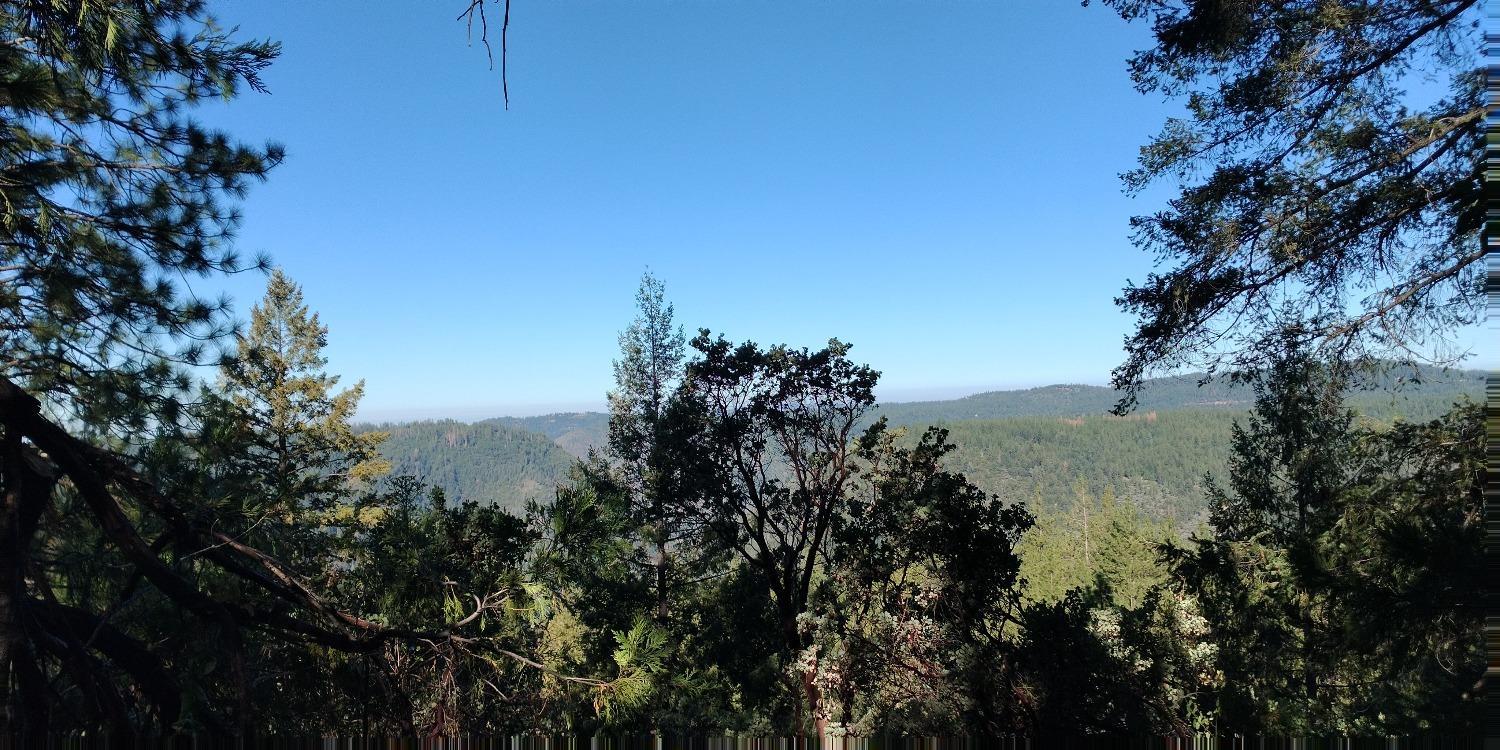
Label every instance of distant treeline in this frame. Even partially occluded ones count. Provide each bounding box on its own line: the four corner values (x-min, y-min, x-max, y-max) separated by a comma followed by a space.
360, 372, 1482, 527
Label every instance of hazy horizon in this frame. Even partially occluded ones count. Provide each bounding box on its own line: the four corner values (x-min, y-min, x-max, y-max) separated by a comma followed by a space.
352, 376, 1115, 423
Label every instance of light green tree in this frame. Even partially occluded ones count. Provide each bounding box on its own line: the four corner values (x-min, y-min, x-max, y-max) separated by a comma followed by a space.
217, 268, 389, 516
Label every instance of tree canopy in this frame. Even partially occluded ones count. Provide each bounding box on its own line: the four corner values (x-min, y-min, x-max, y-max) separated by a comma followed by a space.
0, 0, 283, 431
1096, 0, 1484, 409
0, 0, 1485, 739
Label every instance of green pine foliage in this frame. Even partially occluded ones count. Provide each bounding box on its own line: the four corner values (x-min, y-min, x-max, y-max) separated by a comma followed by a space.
1162, 342, 1485, 734
1016, 480, 1174, 608
216, 269, 391, 512
0, 0, 283, 432
3, 0, 1486, 737
1095, 0, 1484, 407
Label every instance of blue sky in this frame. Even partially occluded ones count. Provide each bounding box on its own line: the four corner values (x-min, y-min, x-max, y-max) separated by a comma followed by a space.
195, 0, 1481, 421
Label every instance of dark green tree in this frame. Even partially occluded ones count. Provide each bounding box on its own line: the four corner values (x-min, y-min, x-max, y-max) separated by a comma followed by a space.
811, 425, 1033, 734
1312, 403, 1484, 732
668, 332, 880, 730
1096, 0, 1484, 409
1166, 340, 1353, 732
0, 0, 282, 431
607, 271, 687, 623
0, 0, 280, 734
328, 476, 557, 735
1164, 339, 1483, 733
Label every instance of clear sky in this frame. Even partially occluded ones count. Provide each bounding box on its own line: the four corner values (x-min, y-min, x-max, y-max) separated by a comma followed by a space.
193, 0, 1479, 421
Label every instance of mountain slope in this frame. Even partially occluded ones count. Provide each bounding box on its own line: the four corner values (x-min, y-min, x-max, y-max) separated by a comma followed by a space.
490, 413, 609, 458
358, 367, 1484, 519
366, 420, 578, 512
484, 367, 1487, 458
877, 368, 1485, 426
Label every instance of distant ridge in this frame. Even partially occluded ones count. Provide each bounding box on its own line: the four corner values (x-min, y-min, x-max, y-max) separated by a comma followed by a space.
358, 367, 1484, 514
423, 367, 1487, 459
359, 419, 578, 512
490, 412, 609, 450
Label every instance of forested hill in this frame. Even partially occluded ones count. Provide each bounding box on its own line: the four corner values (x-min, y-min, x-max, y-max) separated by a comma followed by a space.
490, 413, 609, 457
458, 367, 1486, 459
876, 367, 1486, 426
359, 368, 1484, 516
361, 420, 578, 512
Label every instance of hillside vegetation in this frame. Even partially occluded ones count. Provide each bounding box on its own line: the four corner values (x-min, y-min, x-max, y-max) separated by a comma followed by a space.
360, 369, 1483, 518
364, 419, 578, 511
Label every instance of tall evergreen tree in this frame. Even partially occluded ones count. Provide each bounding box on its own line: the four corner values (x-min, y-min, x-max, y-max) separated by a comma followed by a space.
1017, 480, 1172, 610
1168, 339, 1353, 732
0, 0, 283, 432
0, 6, 596, 733
1096, 0, 1484, 409
1093, 484, 1173, 610
607, 271, 687, 621
0, 0, 280, 734
1163, 337, 1482, 733
217, 268, 389, 515
1313, 403, 1484, 732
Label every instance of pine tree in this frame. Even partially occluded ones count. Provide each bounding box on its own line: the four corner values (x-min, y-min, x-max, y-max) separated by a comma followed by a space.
1098, 0, 1483, 409
0, 0, 283, 432
0, 0, 280, 733
1093, 483, 1170, 609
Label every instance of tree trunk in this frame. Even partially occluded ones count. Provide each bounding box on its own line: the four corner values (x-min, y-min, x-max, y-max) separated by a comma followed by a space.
780, 611, 824, 738
654, 545, 668, 620
802, 668, 826, 741
0, 430, 55, 736
653, 492, 668, 621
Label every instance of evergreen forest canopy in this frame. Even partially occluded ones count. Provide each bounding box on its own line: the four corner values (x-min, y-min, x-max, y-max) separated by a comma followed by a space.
0, 0, 1488, 741
362, 369, 1482, 527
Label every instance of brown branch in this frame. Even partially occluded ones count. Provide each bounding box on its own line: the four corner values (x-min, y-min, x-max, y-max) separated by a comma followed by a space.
31, 599, 183, 730
457, 0, 512, 109
0, 374, 624, 713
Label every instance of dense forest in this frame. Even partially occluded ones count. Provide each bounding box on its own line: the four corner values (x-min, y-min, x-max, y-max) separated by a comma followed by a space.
363, 420, 578, 512
0, 0, 1489, 742
364, 376, 1481, 527
404, 369, 1485, 463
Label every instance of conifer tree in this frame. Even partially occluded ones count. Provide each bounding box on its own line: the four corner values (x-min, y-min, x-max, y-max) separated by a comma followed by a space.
1315, 404, 1484, 732
1018, 481, 1169, 609
1096, 0, 1483, 409
0, 7, 595, 730
217, 268, 389, 515
0, 0, 283, 432
1094, 483, 1172, 609
607, 271, 686, 622
1167, 338, 1357, 732
1, 0, 280, 733
1166, 338, 1483, 732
